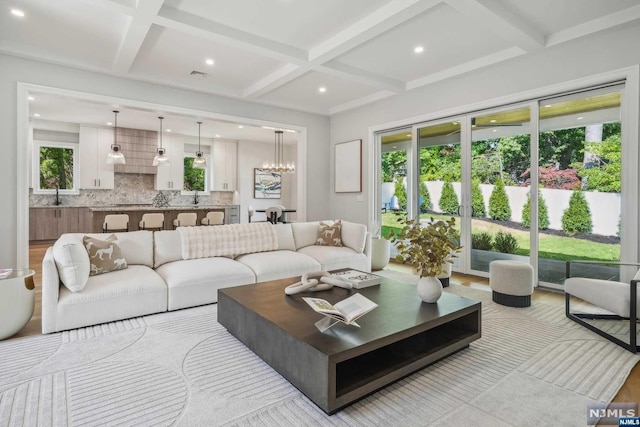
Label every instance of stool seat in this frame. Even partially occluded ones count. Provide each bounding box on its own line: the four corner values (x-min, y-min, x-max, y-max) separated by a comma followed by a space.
490, 260, 534, 307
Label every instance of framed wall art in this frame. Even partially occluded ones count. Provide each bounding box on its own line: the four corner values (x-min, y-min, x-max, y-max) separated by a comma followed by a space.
254, 168, 281, 199
334, 139, 362, 193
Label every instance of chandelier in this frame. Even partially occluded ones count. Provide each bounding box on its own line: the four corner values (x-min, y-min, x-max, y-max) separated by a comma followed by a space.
262, 130, 294, 173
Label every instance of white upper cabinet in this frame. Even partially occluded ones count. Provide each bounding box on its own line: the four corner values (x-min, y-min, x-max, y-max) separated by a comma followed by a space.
213, 140, 237, 191
79, 126, 114, 189
155, 134, 184, 191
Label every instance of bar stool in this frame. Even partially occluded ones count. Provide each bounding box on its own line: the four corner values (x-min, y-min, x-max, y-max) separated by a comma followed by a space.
139, 213, 165, 230
103, 214, 129, 232
173, 212, 197, 228
201, 211, 225, 225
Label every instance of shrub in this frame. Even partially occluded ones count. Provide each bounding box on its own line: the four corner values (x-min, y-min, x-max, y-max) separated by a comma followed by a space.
471, 180, 485, 217
394, 177, 407, 210
439, 182, 459, 214
521, 193, 550, 229
561, 191, 592, 235
488, 178, 511, 221
471, 232, 493, 250
419, 181, 431, 213
494, 231, 519, 254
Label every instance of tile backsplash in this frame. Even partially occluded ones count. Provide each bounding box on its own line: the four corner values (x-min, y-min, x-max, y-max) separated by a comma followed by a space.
30, 173, 235, 207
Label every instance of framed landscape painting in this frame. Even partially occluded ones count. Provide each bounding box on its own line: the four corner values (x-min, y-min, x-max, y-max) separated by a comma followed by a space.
254, 168, 281, 199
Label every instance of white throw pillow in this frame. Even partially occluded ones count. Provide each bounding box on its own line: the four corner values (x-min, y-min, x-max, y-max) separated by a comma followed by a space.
53, 235, 90, 292
291, 222, 320, 250
272, 224, 296, 251
341, 220, 367, 253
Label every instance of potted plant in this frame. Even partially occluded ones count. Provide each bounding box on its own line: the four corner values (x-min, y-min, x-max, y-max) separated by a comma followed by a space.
390, 216, 461, 302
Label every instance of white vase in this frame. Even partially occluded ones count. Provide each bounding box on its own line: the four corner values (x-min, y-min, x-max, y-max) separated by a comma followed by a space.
417, 276, 443, 303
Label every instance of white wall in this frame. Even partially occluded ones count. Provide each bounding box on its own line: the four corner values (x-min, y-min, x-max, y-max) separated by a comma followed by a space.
0, 53, 330, 267
237, 140, 297, 223
329, 23, 640, 229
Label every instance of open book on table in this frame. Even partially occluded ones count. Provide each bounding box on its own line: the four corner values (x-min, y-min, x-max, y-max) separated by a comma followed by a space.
302, 293, 378, 328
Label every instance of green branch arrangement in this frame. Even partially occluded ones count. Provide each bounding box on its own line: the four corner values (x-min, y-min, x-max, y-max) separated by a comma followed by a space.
389, 216, 461, 278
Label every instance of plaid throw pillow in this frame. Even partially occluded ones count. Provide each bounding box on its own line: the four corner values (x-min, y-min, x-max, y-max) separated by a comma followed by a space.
83, 234, 128, 276
316, 220, 343, 246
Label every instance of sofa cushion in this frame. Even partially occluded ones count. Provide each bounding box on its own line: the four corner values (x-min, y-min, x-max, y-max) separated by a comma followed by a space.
235, 250, 321, 282
273, 223, 295, 251
69, 231, 154, 267
341, 220, 367, 254
291, 221, 320, 249
53, 235, 90, 293
316, 220, 343, 246
83, 234, 128, 276
56, 265, 167, 331
297, 245, 370, 272
155, 257, 256, 310
154, 230, 182, 268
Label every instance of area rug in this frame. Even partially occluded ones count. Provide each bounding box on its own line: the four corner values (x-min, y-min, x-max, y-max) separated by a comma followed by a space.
1, 272, 638, 427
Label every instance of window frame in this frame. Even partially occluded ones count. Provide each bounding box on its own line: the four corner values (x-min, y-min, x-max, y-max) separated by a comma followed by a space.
32, 140, 79, 195
181, 152, 210, 195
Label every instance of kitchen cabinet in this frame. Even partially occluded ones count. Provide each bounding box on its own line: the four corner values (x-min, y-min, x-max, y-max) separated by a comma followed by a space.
30, 207, 80, 241
226, 205, 239, 224
213, 140, 237, 191
155, 134, 184, 191
79, 126, 115, 189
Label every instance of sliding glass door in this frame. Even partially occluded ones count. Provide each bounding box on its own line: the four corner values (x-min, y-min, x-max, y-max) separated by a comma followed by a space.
376, 83, 630, 288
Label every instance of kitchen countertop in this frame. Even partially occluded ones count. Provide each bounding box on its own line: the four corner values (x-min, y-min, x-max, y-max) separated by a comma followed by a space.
88, 205, 236, 212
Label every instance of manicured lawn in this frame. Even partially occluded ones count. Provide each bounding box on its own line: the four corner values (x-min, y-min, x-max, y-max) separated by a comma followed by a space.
381, 212, 620, 262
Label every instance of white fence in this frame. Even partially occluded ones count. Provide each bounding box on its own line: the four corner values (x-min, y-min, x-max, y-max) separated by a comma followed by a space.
402, 181, 620, 237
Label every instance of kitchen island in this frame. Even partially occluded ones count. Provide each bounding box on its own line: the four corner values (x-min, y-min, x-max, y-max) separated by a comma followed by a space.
89, 205, 239, 232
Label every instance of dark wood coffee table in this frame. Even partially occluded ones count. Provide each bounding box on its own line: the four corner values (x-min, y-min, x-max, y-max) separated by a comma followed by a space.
218, 276, 481, 414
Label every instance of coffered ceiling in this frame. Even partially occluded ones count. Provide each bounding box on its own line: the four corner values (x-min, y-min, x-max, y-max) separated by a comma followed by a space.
1, 0, 640, 116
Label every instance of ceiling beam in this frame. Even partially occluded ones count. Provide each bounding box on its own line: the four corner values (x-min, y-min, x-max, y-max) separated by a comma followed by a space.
445, 0, 544, 52
242, 64, 308, 99
319, 61, 405, 92
154, 5, 307, 65
329, 90, 396, 115
546, 3, 640, 47
112, 0, 164, 74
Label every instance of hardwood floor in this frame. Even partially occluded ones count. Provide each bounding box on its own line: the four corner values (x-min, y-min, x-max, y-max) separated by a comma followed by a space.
10, 245, 639, 404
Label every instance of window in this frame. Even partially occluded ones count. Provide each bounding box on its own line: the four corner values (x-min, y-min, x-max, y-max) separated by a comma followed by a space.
33, 141, 79, 194
183, 154, 208, 192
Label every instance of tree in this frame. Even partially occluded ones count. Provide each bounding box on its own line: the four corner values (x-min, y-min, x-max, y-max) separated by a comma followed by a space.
439, 182, 459, 214
419, 181, 431, 213
471, 179, 485, 217
521, 193, 549, 229
382, 150, 407, 182
577, 134, 621, 193
183, 157, 205, 191
520, 166, 581, 190
561, 191, 592, 235
39, 146, 73, 189
394, 177, 407, 210
488, 178, 511, 221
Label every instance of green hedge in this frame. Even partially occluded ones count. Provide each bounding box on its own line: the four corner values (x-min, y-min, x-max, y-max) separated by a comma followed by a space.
521, 193, 550, 229
439, 182, 459, 214
561, 191, 592, 235
488, 178, 511, 221
471, 180, 485, 217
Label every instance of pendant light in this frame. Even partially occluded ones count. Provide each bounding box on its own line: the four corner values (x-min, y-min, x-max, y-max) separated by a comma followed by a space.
263, 130, 294, 173
152, 116, 170, 166
193, 121, 207, 169
106, 110, 125, 165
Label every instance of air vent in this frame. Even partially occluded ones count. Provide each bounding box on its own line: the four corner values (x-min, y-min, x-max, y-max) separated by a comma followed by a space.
190, 70, 208, 77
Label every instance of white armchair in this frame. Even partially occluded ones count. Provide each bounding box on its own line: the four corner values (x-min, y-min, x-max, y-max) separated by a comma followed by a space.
564, 260, 640, 353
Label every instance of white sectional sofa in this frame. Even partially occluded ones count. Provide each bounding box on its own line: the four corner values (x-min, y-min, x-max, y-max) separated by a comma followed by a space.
42, 220, 370, 333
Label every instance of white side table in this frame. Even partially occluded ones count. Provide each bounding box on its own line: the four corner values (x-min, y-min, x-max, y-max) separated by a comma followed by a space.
371, 238, 391, 271
0, 269, 36, 340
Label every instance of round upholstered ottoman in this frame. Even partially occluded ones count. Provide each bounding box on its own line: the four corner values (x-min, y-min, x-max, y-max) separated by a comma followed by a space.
489, 260, 533, 307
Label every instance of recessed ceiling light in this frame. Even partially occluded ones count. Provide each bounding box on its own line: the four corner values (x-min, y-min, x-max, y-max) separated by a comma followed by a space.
492, 129, 497, 132
452, 122, 458, 125
577, 116, 584, 120
107, 122, 112, 126
205, 58, 214, 66
393, 146, 397, 149
238, 125, 243, 129
490, 119, 497, 123
215, 134, 220, 138
414, 46, 424, 54
318, 87, 326, 93
167, 129, 171, 132
33, 113, 40, 117
406, 134, 411, 137
11, 9, 25, 17
544, 104, 552, 108
27, 96, 34, 101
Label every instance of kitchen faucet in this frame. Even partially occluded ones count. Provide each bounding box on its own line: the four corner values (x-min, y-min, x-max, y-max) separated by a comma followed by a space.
193, 190, 199, 205
54, 187, 61, 206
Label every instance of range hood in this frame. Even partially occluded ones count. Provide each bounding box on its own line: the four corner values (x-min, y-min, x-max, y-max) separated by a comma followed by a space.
113, 127, 158, 175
